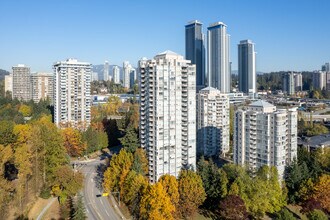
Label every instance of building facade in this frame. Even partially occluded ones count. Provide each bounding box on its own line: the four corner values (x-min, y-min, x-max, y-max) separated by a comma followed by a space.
103, 61, 109, 81
112, 66, 120, 84
234, 100, 297, 179
282, 72, 295, 95
238, 40, 256, 95
185, 20, 205, 91
53, 59, 91, 129
197, 87, 229, 157
92, 72, 99, 81
294, 73, 303, 91
313, 71, 326, 90
130, 68, 137, 88
207, 22, 231, 93
31, 73, 54, 104
123, 61, 132, 89
12, 64, 31, 101
139, 51, 196, 183
4, 74, 13, 94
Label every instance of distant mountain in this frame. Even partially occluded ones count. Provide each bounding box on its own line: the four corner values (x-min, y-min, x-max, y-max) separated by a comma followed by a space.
0, 69, 10, 80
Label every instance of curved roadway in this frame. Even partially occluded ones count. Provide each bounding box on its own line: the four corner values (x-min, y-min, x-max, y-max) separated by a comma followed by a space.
80, 159, 121, 220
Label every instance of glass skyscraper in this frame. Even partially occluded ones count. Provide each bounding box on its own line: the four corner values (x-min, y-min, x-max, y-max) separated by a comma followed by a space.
207, 22, 231, 93
238, 39, 256, 95
185, 20, 205, 91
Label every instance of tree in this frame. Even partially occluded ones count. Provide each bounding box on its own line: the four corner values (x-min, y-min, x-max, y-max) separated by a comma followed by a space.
285, 160, 310, 203
131, 148, 148, 176
312, 174, 330, 212
315, 148, 330, 172
301, 197, 323, 214
82, 127, 108, 153
62, 127, 86, 157
122, 171, 148, 217
222, 163, 248, 184
105, 95, 121, 115
72, 195, 87, 220
306, 123, 329, 136
217, 195, 248, 220
139, 182, 175, 220
197, 158, 228, 207
13, 124, 32, 144
18, 104, 32, 117
247, 166, 286, 217
159, 174, 179, 213
274, 208, 295, 220
307, 209, 328, 220
52, 165, 84, 203
0, 120, 16, 145
297, 178, 314, 202
119, 125, 139, 153
31, 116, 68, 184
177, 170, 206, 219
103, 149, 133, 195
0, 144, 14, 219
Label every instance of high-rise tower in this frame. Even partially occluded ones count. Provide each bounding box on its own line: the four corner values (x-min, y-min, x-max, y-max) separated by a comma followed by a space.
12, 64, 31, 101
185, 20, 205, 91
53, 59, 91, 129
207, 22, 231, 93
139, 51, 196, 183
112, 66, 120, 84
238, 40, 256, 95
197, 87, 230, 156
234, 101, 297, 179
103, 61, 109, 81
123, 61, 131, 89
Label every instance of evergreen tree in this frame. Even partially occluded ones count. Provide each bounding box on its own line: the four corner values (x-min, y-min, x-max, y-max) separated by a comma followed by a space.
274, 208, 295, 220
119, 125, 139, 153
72, 195, 87, 220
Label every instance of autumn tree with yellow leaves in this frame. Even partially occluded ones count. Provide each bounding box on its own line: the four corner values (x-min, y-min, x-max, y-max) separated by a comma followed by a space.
62, 127, 87, 157
103, 149, 133, 195
139, 182, 175, 220
311, 174, 330, 213
158, 174, 180, 217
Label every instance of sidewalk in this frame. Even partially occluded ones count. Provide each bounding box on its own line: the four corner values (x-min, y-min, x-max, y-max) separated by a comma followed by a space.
35, 197, 57, 220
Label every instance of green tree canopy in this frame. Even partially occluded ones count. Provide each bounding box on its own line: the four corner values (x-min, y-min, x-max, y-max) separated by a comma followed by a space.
177, 170, 206, 219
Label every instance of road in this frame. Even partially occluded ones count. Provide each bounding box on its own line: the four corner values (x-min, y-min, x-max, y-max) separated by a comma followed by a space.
78, 158, 121, 220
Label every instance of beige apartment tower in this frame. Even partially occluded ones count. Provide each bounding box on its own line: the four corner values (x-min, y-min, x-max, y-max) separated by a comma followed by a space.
197, 87, 230, 157
139, 51, 196, 183
53, 59, 92, 129
234, 100, 297, 179
31, 73, 54, 104
12, 64, 31, 101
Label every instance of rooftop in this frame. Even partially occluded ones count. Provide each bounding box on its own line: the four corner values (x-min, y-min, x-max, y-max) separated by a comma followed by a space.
200, 86, 221, 93
208, 21, 227, 28
298, 134, 330, 148
250, 100, 275, 108
157, 50, 180, 56
186, 20, 203, 26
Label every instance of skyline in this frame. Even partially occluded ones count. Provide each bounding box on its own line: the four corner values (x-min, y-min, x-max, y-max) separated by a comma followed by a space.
0, 0, 330, 72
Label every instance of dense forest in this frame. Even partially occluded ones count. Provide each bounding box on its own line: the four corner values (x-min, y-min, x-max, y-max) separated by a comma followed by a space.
256, 71, 313, 91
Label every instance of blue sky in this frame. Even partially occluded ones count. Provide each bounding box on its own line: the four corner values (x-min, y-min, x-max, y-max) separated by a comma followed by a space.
0, 0, 329, 72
